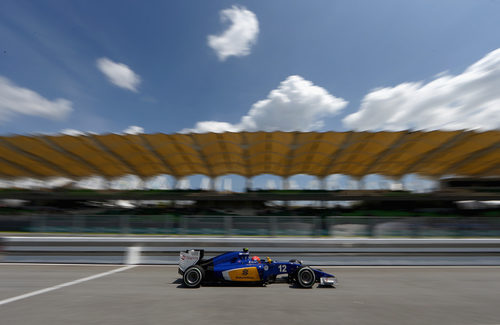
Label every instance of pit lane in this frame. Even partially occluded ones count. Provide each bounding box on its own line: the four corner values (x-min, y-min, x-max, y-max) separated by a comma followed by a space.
1, 264, 500, 325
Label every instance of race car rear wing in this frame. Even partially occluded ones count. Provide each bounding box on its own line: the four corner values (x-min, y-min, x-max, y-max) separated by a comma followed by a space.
179, 249, 205, 272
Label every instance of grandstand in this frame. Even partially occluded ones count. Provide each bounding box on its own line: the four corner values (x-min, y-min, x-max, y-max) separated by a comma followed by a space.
0, 130, 498, 236
0, 130, 498, 180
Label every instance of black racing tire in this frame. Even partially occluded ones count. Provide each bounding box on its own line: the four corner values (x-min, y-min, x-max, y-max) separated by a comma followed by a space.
183, 265, 204, 288
296, 266, 316, 288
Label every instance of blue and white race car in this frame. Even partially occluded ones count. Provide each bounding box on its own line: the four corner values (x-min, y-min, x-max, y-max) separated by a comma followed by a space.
178, 248, 337, 288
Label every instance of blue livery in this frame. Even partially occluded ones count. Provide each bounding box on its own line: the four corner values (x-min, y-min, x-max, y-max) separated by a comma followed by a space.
178, 248, 337, 288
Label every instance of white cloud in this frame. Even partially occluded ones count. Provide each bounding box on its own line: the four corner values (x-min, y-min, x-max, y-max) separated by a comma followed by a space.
0, 76, 73, 122
96, 58, 141, 92
184, 121, 240, 133
239, 76, 347, 131
123, 125, 144, 134
57, 126, 144, 136
182, 75, 348, 133
60, 128, 85, 136
343, 48, 500, 131
208, 5, 259, 61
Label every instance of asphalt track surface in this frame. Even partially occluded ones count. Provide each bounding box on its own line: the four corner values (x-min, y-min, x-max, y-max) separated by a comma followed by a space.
1, 265, 500, 325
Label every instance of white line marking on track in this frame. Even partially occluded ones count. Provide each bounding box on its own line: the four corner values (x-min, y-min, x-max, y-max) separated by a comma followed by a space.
0, 265, 137, 307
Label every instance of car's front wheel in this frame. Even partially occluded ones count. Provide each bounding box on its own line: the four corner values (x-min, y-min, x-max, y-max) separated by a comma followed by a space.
296, 267, 316, 288
183, 265, 204, 288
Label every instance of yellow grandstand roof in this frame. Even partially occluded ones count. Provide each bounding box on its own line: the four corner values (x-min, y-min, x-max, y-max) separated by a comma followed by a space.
0, 131, 498, 179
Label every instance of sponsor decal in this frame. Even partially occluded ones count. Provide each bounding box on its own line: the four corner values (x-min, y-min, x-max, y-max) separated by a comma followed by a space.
179, 251, 200, 271
224, 267, 260, 281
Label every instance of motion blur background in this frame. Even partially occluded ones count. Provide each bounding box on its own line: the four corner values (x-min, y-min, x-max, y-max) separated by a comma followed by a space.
0, 1, 499, 324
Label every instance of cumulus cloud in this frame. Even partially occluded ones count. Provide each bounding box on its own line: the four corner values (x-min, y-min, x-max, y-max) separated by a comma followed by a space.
96, 58, 141, 92
239, 76, 347, 131
182, 75, 347, 133
0, 76, 72, 122
208, 5, 259, 61
123, 125, 144, 134
343, 48, 500, 131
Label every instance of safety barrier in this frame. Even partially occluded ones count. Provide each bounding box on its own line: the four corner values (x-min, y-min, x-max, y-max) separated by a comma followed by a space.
2, 236, 500, 265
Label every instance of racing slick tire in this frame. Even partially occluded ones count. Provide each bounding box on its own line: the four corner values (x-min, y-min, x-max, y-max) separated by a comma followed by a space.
183, 265, 204, 288
296, 266, 316, 288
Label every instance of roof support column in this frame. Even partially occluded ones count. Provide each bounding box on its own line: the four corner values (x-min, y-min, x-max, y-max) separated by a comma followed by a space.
245, 177, 253, 192
350, 177, 362, 190
283, 177, 290, 190
399, 176, 406, 191
281, 176, 290, 208
105, 178, 111, 190
319, 176, 327, 190
282, 176, 290, 207
209, 177, 216, 191
414, 175, 439, 192
319, 176, 327, 208
108, 176, 119, 190
359, 177, 366, 190
137, 177, 145, 190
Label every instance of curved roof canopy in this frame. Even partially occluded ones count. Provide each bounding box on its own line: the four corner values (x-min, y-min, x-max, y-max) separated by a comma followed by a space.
0, 131, 498, 179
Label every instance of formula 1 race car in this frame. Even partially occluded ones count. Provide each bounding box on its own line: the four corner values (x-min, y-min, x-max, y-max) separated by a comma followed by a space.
178, 248, 337, 288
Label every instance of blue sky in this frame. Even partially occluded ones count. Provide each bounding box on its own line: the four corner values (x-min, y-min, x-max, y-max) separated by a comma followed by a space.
1, 1, 499, 191
1, 0, 500, 136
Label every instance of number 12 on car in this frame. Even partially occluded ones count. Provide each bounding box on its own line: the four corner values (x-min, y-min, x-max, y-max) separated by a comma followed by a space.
278, 264, 287, 273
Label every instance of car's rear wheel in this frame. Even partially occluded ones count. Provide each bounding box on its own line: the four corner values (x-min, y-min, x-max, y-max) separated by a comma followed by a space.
296, 267, 315, 288
183, 265, 204, 288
